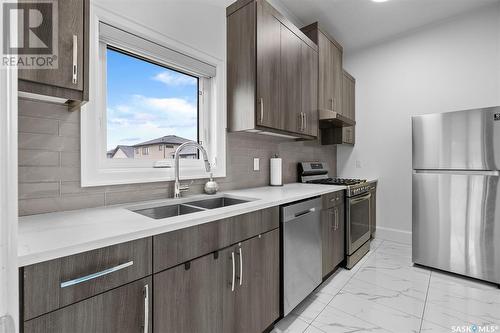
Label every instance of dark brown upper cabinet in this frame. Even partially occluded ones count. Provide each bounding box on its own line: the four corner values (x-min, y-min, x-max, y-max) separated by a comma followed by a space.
301, 22, 343, 117
227, 0, 319, 140
342, 70, 356, 145
18, 0, 89, 110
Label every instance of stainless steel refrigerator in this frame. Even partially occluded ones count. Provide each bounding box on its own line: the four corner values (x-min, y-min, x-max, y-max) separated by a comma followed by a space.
412, 107, 500, 285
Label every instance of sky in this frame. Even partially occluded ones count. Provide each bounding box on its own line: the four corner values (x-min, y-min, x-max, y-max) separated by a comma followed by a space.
106, 48, 198, 151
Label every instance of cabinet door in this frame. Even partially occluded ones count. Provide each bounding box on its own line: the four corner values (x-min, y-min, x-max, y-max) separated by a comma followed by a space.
318, 32, 333, 111
280, 24, 302, 134
331, 44, 343, 114
342, 72, 355, 144
321, 205, 345, 277
302, 44, 318, 137
18, 0, 85, 91
154, 250, 226, 333
333, 203, 345, 268
223, 229, 280, 333
256, 0, 281, 129
24, 277, 151, 333
321, 208, 335, 277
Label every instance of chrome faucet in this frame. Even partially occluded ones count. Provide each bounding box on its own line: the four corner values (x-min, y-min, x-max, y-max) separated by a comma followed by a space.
174, 141, 211, 198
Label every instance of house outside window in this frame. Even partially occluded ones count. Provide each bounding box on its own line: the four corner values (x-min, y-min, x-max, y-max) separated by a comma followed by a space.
81, 9, 226, 186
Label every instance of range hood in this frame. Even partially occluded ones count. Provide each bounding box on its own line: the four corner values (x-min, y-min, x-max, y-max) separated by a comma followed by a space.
319, 109, 356, 127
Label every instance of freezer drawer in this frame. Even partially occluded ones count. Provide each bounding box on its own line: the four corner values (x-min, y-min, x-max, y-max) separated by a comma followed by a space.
412, 107, 500, 170
412, 172, 500, 284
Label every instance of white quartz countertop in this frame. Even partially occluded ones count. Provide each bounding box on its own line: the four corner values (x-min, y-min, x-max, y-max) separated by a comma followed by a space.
18, 183, 346, 267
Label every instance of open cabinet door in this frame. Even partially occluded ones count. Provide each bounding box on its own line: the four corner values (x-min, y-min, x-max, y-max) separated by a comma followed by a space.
0, 16, 19, 332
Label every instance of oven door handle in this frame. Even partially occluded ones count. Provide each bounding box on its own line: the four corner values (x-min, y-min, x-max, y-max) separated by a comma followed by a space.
349, 193, 371, 205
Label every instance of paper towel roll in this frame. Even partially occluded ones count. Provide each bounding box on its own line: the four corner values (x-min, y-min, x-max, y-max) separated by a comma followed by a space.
270, 157, 282, 186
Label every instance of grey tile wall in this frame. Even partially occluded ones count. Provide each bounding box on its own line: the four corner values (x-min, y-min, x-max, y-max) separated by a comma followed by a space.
18, 99, 337, 216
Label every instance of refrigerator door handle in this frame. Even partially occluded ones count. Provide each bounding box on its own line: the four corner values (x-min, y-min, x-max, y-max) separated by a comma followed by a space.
414, 170, 500, 176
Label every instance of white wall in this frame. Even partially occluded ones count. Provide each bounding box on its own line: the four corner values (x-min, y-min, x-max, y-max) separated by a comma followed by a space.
338, 3, 500, 243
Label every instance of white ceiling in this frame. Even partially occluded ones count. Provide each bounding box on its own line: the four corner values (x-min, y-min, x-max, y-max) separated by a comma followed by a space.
275, 0, 500, 52
100, 0, 500, 52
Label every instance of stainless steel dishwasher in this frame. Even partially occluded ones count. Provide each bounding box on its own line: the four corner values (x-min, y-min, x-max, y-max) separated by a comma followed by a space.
281, 197, 322, 315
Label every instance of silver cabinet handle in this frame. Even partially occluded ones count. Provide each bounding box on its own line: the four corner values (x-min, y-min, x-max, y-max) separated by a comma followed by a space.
304, 113, 307, 131
335, 208, 339, 230
143, 284, 149, 333
332, 98, 336, 111
299, 112, 304, 132
231, 251, 235, 292
259, 98, 264, 124
60, 261, 134, 288
330, 98, 334, 111
72, 35, 78, 85
237, 246, 243, 286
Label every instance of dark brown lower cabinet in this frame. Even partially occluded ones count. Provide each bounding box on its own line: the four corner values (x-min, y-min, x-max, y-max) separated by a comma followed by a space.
153, 249, 226, 333
23, 277, 152, 333
154, 229, 280, 333
223, 229, 280, 333
321, 203, 345, 277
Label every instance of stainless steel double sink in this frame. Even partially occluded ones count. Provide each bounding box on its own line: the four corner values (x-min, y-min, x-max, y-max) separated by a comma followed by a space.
131, 196, 251, 220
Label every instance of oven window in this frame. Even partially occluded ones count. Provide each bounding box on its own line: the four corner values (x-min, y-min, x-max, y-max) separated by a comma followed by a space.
350, 196, 371, 243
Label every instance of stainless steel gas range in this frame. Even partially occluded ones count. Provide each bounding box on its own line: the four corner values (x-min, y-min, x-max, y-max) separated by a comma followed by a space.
299, 162, 372, 269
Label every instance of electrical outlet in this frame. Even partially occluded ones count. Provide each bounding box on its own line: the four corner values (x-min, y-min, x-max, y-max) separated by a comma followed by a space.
253, 158, 260, 171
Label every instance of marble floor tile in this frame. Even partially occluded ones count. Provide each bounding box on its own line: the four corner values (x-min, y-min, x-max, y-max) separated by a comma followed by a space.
419, 320, 451, 332
292, 290, 334, 323
327, 292, 422, 333
304, 325, 325, 333
311, 304, 388, 333
316, 268, 356, 296
426, 272, 500, 325
341, 277, 426, 318
354, 266, 429, 299
278, 237, 500, 333
272, 313, 310, 333
369, 238, 385, 250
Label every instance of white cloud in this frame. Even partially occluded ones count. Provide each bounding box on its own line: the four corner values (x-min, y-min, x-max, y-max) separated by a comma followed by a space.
106, 94, 198, 149
153, 71, 197, 86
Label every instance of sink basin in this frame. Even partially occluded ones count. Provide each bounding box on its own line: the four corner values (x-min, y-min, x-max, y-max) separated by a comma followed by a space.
187, 197, 250, 209
130, 196, 252, 220
133, 204, 203, 220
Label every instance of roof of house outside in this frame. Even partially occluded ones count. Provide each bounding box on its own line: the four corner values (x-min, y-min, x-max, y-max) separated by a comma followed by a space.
108, 145, 135, 158
108, 136, 199, 158
133, 135, 193, 147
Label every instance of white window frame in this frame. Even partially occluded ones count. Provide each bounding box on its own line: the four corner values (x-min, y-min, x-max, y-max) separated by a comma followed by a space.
81, 4, 226, 187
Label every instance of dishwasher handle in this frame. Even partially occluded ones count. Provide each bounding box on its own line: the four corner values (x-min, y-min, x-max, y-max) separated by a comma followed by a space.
282, 197, 322, 223
294, 208, 315, 218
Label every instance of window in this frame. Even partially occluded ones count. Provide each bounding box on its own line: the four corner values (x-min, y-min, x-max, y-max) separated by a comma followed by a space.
105, 47, 199, 160
81, 9, 226, 187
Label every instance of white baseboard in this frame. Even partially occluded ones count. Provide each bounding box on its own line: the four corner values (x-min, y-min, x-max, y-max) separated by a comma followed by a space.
375, 226, 412, 245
